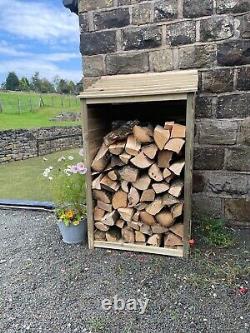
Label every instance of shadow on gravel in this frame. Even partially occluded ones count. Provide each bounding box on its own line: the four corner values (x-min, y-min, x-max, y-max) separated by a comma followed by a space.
0, 209, 249, 333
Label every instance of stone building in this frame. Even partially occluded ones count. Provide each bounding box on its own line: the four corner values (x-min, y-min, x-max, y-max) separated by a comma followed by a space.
69, 0, 250, 226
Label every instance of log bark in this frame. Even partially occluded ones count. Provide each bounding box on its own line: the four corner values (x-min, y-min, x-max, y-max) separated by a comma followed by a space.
140, 224, 152, 235
157, 150, 173, 168
154, 125, 170, 150
91, 143, 110, 172
125, 135, 141, 156
92, 174, 103, 190
102, 211, 119, 226
95, 222, 110, 232
97, 201, 113, 212
111, 155, 125, 168
94, 230, 106, 241
104, 120, 139, 146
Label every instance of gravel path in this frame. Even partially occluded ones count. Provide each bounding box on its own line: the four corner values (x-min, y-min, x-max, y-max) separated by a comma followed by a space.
0, 209, 249, 333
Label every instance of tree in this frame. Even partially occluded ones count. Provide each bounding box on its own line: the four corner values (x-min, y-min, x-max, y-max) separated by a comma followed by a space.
40, 78, 55, 93
5, 72, 19, 91
57, 79, 70, 94
19, 77, 30, 91
31, 72, 41, 92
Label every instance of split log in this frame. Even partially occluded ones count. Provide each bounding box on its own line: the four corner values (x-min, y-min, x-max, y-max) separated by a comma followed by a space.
94, 207, 105, 221
164, 138, 185, 154
125, 135, 141, 156
104, 120, 139, 146
100, 175, 119, 192
154, 125, 170, 150
171, 124, 186, 138
102, 211, 119, 226
121, 180, 130, 193
133, 211, 140, 222
133, 175, 151, 191
164, 233, 183, 247
119, 153, 131, 164
103, 163, 113, 172
92, 174, 103, 190
119, 166, 139, 183
118, 208, 134, 222
156, 210, 174, 227
147, 234, 161, 247
168, 180, 184, 198
169, 159, 185, 176
141, 189, 155, 202
106, 228, 121, 242
140, 211, 156, 226
157, 150, 173, 168
171, 203, 184, 219
116, 219, 125, 229
112, 190, 128, 209
111, 155, 125, 168
169, 223, 184, 239
131, 152, 153, 169
94, 230, 106, 241
93, 190, 111, 204
135, 231, 146, 243
163, 168, 172, 180
97, 201, 113, 213
91, 143, 110, 172
140, 224, 152, 235
109, 141, 126, 155
146, 197, 163, 215
122, 227, 135, 243
95, 222, 109, 232
151, 224, 168, 234
128, 221, 142, 231
133, 125, 153, 143
162, 193, 180, 207
107, 170, 118, 181
164, 121, 175, 130
152, 183, 170, 194
128, 187, 140, 207
135, 203, 147, 211
148, 164, 163, 182
142, 144, 158, 159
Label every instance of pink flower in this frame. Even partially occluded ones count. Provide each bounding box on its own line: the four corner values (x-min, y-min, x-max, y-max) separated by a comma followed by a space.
77, 162, 87, 175
70, 165, 78, 174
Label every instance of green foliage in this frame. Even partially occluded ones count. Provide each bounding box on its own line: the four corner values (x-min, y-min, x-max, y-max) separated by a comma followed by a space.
5, 72, 19, 91
193, 215, 234, 248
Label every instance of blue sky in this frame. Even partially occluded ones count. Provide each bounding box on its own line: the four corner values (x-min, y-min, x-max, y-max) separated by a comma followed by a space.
0, 0, 81, 84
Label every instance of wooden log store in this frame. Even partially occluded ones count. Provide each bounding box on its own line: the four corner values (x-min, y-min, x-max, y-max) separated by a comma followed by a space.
80, 70, 198, 258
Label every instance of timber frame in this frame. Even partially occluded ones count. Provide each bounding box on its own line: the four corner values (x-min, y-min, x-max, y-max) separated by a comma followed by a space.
80, 70, 198, 258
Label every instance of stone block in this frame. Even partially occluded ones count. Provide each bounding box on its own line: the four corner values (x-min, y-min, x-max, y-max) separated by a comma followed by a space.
201, 69, 234, 93
225, 147, 250, 171
195, 96, 214, 118
238, 118, 250, 145
192, 194, 223, 218
216, 93, 249, 119
122, 26, 162, 51
84, 55, 105, 77
179, 44, 217, 69
83, 77, 99, 90
200, 16, 234, 42
93, 8, 130, 30
225, 198, 250, 225
197, 119, 238, 145
237, 67, 250, 91
132, 3, 152, 25
204, 171, 249, 196
106, 52, 149, 75
79, 0, 114, 12
154, 0, 178, 22
183, 0, 213, 18
217, 41, 250, 66
149, 49, 173, 72
194, 146, 225, 170
79, 13, 89, 32
166, 21, 196, 46
80, 31, 116, 55
193, 172, 206, 193
239, 13, 250, 39
216, 0, 250, 14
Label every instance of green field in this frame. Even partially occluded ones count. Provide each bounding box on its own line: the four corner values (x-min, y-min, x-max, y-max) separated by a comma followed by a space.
0, 149, 80, 201
0, 91, 81, 130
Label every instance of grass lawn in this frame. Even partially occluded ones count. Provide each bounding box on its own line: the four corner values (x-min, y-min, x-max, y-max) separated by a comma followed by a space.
0, 149, 81, 201
0, 91, 81, 130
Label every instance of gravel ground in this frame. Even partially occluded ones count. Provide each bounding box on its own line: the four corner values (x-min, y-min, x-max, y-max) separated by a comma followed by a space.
0, 209, 249, 333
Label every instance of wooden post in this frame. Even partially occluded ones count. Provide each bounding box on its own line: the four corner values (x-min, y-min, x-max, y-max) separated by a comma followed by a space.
183, 93, 195, 258
0, 100, 3, 113
17, 97, 21, 114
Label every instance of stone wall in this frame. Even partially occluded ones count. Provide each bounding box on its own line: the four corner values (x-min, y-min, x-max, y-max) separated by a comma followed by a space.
79, 0, 250, 226
0, 126, 83, 163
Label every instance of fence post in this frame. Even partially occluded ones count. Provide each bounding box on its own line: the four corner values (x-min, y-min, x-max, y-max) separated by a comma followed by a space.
17, 97, 21, 114
29, 98, 33, 112
0, 100, 3, 113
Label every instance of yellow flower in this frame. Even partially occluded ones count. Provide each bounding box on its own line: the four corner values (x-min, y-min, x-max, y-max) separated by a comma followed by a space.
65, 210, 74, 220
60, 214, 66, 220
73, 220, 80, 226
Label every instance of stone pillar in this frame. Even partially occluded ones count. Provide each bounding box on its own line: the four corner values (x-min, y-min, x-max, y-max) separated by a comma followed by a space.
78, 0, 250, 226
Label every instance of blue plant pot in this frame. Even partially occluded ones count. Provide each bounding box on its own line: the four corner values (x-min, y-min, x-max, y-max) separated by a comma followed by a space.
57, 219, 87, 244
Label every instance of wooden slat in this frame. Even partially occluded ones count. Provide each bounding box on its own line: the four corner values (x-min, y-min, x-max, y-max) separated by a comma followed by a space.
94, 241, 184, 257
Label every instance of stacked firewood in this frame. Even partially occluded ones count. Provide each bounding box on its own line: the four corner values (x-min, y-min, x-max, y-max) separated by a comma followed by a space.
91, 120, 186, 249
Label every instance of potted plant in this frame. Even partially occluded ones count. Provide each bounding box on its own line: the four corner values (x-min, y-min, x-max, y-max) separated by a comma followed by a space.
43, 150, 87, 244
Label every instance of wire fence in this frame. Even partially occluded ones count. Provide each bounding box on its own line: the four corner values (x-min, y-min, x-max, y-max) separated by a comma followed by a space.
0, 92, 80, 114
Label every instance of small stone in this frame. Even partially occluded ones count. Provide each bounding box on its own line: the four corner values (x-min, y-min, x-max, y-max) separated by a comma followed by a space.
183, 0, 213, 18
200, 16, 234, 42
122, 26, 162, 51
